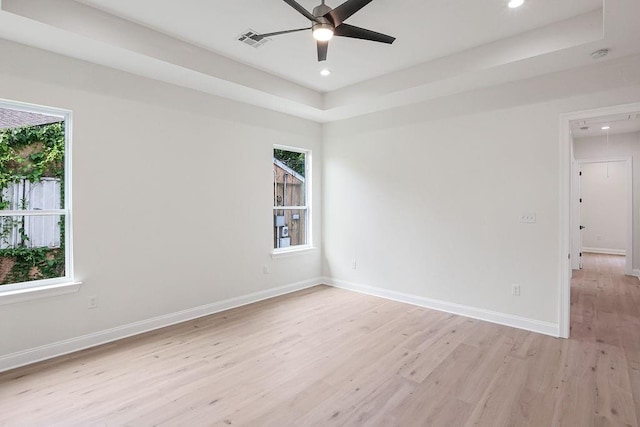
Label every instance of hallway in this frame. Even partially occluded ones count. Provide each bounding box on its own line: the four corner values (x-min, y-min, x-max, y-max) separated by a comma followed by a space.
571, 253, 640, 344
568, 252, 640, 425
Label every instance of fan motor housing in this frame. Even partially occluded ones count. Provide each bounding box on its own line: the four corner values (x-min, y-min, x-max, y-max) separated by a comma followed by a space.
312, 4, 334, 37
313, 19, 334, 34
312, 3, 332, 18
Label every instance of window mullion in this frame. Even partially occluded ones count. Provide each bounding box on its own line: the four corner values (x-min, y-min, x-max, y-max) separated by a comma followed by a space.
0, 210, 67, 217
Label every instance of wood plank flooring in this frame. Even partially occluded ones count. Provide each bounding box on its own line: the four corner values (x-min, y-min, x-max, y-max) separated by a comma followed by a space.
1, 253, 639, 426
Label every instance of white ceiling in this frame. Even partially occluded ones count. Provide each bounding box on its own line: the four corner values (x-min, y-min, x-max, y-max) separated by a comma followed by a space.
1, 0, 639, 122
73, 0, 603, 92
571, 113, 640, 139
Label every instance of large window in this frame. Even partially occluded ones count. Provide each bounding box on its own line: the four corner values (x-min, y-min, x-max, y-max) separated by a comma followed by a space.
273, 146, 310, 251
0, 101, 73, 292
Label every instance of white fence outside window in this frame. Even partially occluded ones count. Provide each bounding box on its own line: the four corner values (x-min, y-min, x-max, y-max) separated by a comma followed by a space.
1, 178, 61, 249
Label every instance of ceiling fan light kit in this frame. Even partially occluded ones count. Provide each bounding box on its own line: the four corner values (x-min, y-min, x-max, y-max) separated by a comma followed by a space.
254, 0, 396, 62
312, 2, 334, 41
313, 25, 334, 41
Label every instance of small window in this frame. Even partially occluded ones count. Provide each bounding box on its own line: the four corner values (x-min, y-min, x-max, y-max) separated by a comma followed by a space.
273, 146, 310, 251
0, 101, 73, 291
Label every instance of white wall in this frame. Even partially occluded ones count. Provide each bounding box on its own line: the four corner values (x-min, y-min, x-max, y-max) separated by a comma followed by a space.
0, 40, 322, 361
323, 55, 640, 329
2, 38, 640, 366
579, 161, 628, 253
574, 132, 640, 264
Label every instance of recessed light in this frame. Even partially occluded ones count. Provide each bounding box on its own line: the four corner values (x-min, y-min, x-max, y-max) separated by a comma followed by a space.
320, 68, 331, 77
601, 126, 611, 130
508, 0, 524, 8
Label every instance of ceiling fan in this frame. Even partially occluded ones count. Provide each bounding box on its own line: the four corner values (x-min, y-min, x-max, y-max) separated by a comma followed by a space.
251, 0, 396, 62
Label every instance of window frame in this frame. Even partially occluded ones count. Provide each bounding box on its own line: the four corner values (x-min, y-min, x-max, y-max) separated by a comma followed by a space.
272, 144, 312, 255
0, 99, 78, 303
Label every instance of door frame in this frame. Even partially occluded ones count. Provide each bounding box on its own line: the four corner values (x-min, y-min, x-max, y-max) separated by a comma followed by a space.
573, 158, 633, 274
559, 101, 640, 339
571, 161, 582, 270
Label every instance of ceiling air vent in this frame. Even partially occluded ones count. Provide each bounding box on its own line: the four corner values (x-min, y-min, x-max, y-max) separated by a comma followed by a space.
237, 29, 269, 48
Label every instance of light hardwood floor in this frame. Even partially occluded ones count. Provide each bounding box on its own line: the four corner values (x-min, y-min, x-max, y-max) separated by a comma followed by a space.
1, 253, 639, 426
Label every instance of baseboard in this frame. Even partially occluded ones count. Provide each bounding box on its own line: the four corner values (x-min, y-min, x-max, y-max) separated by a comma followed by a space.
323, 277, 559, 337
582, 247, 626, 256
632, 269, 640, 279
0, 278, 322, 373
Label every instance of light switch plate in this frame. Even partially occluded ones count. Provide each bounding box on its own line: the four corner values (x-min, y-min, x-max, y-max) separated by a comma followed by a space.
520, 213, 536, 223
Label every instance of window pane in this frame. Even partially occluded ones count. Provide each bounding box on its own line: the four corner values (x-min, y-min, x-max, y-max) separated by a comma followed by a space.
273, 149, 305, 207
273, 209, 307, 249
0, 214, 65, 285
0, 118, 65, 211
1, 178, 62, 210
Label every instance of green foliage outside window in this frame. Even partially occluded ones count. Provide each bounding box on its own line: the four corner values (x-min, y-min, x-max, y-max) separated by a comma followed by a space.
274, 149, 305, 177
0, 122, 66, 285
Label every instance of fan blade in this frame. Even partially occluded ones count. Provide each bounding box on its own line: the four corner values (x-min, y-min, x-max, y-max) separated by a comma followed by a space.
317, 40, 328, 61
325, 0, 373, 27
251, 27, 311, 41
283, 0, 319, 22
334, 23, 395, 44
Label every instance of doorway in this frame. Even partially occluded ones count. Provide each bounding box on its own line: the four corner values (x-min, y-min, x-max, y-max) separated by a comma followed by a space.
571, 158, 631, 274
559, 102, 640, 338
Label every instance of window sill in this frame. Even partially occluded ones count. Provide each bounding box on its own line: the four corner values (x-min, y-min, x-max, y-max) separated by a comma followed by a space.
271, 246, 318, 259
0, 281, 82, 306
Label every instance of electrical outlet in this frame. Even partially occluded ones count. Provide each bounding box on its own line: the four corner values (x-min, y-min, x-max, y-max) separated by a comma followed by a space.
88, 296, 98, 309
512, 284, 521, 297
519, 213, 536, 224
351, 260, 357, 269
263, 266, 269, 275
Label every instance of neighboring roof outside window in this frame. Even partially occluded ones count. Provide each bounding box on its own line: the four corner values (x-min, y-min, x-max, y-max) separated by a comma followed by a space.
0, 108, 63, 129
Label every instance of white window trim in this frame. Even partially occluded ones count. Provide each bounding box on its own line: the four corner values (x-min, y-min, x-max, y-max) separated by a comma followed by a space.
272, 144, 313, 255
0, 99, 80, 304
0, 281, 82, 306
271, 246, 317, 259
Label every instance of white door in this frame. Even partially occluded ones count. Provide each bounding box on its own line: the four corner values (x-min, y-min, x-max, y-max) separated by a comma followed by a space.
579, 161, 630, 272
